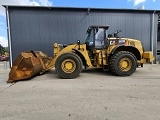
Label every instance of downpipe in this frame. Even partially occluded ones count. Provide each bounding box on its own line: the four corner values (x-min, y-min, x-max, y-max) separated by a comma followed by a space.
151, 11, 156, 64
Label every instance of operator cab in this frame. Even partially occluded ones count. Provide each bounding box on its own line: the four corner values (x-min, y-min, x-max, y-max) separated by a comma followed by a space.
85, 25, 109, 50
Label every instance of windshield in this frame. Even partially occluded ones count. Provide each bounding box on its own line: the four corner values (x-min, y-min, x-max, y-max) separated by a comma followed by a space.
85, 27, 108, 49
95, 28, 108, 48
86, 29, 94, 46
95, 29, 104, 40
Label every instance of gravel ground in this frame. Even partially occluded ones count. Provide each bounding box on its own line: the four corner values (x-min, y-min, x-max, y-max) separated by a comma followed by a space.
0, 62, 160, 120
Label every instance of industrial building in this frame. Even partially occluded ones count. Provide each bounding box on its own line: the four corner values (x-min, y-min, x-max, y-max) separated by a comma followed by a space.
3, 5, 160, 66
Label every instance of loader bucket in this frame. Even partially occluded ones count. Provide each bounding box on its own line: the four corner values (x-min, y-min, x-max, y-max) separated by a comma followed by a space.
7, 51, 52, 83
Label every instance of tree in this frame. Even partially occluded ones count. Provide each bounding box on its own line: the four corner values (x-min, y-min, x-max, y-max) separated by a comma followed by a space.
0, 44, 8, 56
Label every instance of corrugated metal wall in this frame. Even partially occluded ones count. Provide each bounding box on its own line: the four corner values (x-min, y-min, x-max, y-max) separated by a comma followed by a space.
7, 7, 158, 63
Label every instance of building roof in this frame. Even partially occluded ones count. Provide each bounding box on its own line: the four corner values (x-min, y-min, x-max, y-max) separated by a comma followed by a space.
3, 5, 160, 14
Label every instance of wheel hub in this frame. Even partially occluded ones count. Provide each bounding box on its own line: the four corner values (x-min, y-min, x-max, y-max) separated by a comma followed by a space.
119, 58, 132, 71
65, 62, 73, 69
61, 59, 76, 73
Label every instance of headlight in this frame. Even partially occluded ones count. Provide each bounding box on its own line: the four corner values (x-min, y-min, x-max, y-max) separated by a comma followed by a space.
118, 39, 126, 45
109, 39, 126, 45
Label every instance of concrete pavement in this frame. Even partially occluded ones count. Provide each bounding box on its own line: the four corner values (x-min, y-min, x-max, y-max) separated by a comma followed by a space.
0, 63, 160, 120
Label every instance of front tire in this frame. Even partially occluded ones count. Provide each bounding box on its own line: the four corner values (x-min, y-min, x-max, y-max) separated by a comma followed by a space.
109, 51, 137, 76
55, 52, 82, 78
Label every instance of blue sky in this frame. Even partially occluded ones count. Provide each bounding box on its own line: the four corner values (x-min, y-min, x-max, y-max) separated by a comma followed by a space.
53, 0, 160, 9
0, 0, 159, 47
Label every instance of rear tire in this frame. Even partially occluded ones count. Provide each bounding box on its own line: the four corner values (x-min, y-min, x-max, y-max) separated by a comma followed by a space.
55, 52, 82, 78
109, 51, 137, 76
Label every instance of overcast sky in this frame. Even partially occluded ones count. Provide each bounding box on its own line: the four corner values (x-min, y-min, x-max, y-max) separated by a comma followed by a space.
0, 0, 159, 47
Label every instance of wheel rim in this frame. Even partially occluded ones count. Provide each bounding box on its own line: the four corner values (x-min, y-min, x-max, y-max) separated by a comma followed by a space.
119, 58, 132, 72
61, 59, 76, 73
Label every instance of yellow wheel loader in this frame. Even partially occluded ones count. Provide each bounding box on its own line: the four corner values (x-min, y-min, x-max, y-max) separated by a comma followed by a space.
8, 25, 154, 83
